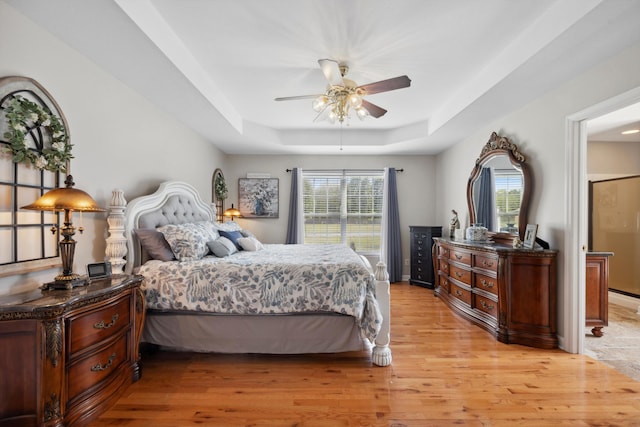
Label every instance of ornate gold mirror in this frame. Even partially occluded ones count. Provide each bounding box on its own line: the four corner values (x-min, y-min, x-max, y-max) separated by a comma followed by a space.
467, 132, 532, 241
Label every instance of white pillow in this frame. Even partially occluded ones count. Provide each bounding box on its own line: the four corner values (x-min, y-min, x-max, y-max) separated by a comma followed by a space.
237, 236, 264, 251
158, 221, 219, 261
207, 236, 238, 257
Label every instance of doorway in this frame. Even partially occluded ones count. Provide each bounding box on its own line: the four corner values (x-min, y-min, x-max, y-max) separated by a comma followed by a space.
565, 86, 640, 355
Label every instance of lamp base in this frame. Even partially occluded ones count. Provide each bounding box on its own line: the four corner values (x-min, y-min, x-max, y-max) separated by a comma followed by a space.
43, 277, 88, 290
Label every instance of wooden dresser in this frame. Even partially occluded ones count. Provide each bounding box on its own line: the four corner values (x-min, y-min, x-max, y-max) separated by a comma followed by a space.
0, 274, 145, 427
586, 252, 613, 337
432, 237, 558, 349
409, 226, 442, 289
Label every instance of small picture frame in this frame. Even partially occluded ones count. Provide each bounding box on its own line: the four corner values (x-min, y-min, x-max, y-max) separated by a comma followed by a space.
523, 224, 538, 249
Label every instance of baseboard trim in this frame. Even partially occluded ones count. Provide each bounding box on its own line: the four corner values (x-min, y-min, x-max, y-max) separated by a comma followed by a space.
609, 291, 640, 314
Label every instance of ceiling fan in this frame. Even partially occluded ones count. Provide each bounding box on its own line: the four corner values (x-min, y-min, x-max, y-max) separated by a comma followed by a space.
275, 59, 411, 124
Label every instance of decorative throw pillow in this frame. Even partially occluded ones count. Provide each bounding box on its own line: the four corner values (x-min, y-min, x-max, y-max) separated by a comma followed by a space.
213, 220, 242, 232
218, 230, 244, 250
158, 221, 219, 261
237, 236, 264, 252
134, 229, 176, 262
240, 229, 256, 239
207, 236, 238, 257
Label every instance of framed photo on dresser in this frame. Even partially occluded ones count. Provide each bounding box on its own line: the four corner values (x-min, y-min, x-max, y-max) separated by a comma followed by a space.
523, 224, 538, 249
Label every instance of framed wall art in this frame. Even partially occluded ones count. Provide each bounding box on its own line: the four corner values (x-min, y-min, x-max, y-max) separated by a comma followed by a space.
238, 178, 279, 218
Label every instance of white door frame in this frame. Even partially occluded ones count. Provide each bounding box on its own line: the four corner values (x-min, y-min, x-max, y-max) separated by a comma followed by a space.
564, 86, 640, 354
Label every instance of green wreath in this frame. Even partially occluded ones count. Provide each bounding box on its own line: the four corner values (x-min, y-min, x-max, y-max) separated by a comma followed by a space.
215, 174, 228, 200
2, 95, 72, 172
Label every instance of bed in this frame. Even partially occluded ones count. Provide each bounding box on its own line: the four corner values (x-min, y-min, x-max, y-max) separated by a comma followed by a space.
112, 181, 392, 366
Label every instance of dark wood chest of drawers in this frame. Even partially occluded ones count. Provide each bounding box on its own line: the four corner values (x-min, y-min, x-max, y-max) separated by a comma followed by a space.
433, 237, 558, 349
0, 275, 145, 427
409, 226, 442, 289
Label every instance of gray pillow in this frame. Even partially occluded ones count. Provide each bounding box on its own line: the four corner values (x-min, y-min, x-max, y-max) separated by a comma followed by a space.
134, 229, 175, 262
207, 236, 238, 257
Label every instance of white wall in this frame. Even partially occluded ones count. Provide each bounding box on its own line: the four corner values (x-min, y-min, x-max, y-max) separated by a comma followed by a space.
435, 42, 640, 348
0, 3, 227, 295
588, 140, 640, 181
222, 154, 437, 271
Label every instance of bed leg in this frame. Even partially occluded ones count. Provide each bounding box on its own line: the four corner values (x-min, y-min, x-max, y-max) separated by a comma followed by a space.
372, 261, 392, 367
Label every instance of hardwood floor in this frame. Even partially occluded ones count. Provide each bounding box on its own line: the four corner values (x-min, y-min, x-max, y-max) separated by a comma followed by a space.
91, 282, 640, 427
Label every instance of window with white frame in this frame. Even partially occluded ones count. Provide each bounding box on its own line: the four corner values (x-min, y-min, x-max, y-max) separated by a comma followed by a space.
301, 169, 384, 255
494, 168, 523, 232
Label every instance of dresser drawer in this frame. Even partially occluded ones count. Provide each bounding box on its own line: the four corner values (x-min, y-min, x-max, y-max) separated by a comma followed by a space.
438, 259, 449, 275
474, 254, 498, 272
474, 272, 498, 296
449, 250, 471, 266
449, 265, 471, 285
68, 295, 131, 354
67, 332, 129, 403
438, 244, 450, 258
474, 293, 498, 320
450, 283, 471, 306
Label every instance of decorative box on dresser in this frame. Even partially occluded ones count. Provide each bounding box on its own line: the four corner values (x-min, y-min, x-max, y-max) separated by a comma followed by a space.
0, 274, 145, 427
409, 226, 442, 289
585, 252, 613, 337
432, 237, 558, 349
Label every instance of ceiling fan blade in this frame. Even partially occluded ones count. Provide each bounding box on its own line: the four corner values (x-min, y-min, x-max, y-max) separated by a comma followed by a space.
275, 94, 322, 101
358, 75, 411, 95
361, 100, 387, 118
318, 59, 345, 87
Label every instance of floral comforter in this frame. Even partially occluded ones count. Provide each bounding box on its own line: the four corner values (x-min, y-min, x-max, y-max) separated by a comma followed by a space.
136, 244, 382, 342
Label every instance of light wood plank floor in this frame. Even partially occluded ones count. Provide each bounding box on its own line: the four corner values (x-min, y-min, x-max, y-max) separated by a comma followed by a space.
91, 282, 640, 427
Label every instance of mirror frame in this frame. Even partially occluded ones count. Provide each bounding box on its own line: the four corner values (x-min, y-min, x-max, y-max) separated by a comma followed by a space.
467, 132, 532, 241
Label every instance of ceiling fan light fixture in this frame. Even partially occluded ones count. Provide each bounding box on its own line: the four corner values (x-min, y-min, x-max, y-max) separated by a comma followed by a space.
348, 93, 363, 109
312, 95, 329, 112
356, 106, 369, 120
328, 109, 338, 124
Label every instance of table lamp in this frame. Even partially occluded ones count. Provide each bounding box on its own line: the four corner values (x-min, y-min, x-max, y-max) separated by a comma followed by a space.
21, 175, 105, 289
223, 204, 241, 221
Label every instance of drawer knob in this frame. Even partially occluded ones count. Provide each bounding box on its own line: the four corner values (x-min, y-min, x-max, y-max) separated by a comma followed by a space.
94, 314, 119, 330
455, 271, 464, 278
91, 353, 116, 372
480, 279, 494, 289
482, 260, 494, 268
480, 300, 495, 310
455, 254, 462, 260
455, 289, 463, 297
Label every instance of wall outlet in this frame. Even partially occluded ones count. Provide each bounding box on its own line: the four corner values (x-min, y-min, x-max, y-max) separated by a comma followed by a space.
404, 258, 409, 266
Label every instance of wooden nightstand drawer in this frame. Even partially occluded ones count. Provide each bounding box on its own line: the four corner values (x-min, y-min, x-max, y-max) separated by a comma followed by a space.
449, 265, 471, 285
450, 283, 471, 306
474, 254, 498, 272
474, 293, 498, 320
475, 273, 498, 296
449, 250, 471, 266
68, 295, 131, 354
67, 332, 129, 403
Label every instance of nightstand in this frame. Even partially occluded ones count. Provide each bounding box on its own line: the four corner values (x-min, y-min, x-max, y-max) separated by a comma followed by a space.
0, 274, 145, 427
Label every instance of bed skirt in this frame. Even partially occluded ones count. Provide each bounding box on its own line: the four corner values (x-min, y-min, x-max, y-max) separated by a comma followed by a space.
142, 311, 370, 354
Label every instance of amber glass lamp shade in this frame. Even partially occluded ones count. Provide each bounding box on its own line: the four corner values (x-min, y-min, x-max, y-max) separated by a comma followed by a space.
21, 175, 105, 289
223, 204, 241, 221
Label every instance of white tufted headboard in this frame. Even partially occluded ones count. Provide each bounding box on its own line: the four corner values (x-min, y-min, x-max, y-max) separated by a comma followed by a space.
123, 181, 215, 273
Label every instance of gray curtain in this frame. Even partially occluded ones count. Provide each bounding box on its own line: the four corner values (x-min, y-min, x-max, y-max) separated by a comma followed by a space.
386, 168, 402, 282
286, 167, 299, 244
477, 167, 494, 230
